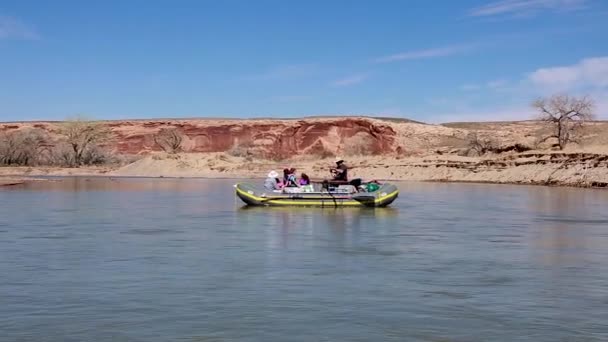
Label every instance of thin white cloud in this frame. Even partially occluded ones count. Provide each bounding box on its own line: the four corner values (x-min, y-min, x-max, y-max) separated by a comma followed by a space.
437, 57, 608, 122
0, 15, 38, 40
331, 73, 369, 87
375, 45, 470, 63
243, 64, 317, 81
528, 56, 608, 92
469, 0, 587, 18
527, 57, 608, 117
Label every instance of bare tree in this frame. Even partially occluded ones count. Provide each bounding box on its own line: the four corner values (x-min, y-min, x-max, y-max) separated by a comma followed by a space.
532, 94, 595, 150
463, 132, 497, 156
58, 117, 112, 166
154, 127, 184, 154
49, 143, 77, 167
0, 129, 48, 166
0, 131, 21, 165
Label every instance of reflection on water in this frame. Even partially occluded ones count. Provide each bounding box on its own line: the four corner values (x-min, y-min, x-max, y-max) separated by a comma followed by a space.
528, 187, 608, 267
1, 178, 607, 341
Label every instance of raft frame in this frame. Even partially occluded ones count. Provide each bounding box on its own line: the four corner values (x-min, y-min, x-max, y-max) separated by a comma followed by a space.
235, 182, 399, 207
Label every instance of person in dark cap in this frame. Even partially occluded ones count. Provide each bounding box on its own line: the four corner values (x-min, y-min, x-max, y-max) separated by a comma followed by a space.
330, 157, 348, 182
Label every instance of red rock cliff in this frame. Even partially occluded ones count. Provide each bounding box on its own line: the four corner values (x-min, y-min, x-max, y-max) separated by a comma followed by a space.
2, 117, 399, 158
110, 118, 397, 158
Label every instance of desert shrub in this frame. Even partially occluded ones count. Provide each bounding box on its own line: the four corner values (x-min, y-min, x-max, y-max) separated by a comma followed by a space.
395, 146, 418, 158
58, 116, 113, 166
49, 141, 116, 167
81, 145, 116, 165
154, 127, 184, 154
463, 133, 498, 157
226, 143, 252, 158
226, 136, 254, 158
0, 129, 48, 166
46, 143, 73, 167
0, 121, 123, 168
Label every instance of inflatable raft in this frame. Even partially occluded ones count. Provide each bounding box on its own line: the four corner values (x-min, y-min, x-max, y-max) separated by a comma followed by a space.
234, 182, 399, 207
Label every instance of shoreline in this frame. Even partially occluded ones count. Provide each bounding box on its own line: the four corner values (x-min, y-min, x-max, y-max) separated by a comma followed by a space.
2, 117, 608, 190
3, 175, 606, 190
3, 154, 607, 190
0, 179, 26, 187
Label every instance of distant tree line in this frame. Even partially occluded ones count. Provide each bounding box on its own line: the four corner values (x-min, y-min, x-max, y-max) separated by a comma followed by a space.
0, 117, 113, 167
0, 118, 190, 167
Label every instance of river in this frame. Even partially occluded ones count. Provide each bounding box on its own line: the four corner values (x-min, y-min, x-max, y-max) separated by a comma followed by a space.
1, 178, 607, 341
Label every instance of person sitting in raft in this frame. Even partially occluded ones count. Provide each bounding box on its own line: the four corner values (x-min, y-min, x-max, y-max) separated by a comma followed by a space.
264, 170, 282, 190
330, 157, 348, 182
285, 168, 298, 187
282, 168, 290, 184
299, 173, 310, 186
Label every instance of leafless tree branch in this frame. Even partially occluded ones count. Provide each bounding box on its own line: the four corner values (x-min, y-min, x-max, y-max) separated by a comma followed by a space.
58, 116, 113, 166
531, 94, 595, 150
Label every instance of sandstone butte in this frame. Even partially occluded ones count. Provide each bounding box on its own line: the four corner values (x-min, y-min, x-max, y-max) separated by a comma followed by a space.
1, 116, 608, 188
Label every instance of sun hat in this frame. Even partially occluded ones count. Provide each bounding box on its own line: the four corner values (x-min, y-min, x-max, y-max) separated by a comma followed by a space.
335, 157, 344, 163
268, 170, 279, 178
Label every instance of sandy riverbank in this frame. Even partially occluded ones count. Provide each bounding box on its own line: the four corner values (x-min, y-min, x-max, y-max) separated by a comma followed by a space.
3, 117, 608, 188
2, 151, 607, 188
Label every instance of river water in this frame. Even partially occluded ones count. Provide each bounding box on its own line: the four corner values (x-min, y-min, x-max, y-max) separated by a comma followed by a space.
1, 178, 607, 341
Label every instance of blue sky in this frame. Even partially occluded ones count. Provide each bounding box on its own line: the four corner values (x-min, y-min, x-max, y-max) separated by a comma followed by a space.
1, 0, 607, 122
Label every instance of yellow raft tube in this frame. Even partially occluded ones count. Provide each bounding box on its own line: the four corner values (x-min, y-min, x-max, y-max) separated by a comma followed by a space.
234, 182, 399, 207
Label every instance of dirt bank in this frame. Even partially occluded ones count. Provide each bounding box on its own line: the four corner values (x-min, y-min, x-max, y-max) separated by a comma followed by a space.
3, 151, 606, 188
4, 117, 606, 158
2, 117, 608, 188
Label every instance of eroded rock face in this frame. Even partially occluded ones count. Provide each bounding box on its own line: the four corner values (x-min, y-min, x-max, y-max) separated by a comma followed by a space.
32, 118, 399, 157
